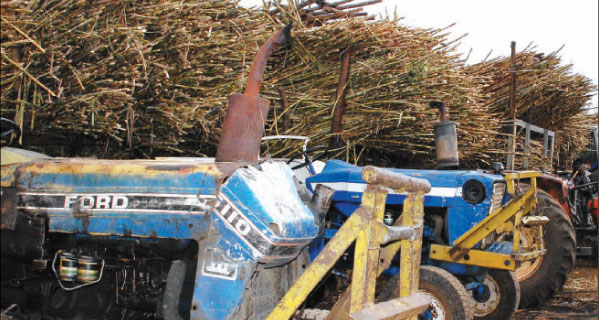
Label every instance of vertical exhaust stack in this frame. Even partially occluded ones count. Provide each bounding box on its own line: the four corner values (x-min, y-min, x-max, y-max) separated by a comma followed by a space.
430, 101, 459, 169
216, 24, 292, 162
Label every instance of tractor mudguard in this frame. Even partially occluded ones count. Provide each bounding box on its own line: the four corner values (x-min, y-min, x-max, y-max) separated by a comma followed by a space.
537, 173, 572, 218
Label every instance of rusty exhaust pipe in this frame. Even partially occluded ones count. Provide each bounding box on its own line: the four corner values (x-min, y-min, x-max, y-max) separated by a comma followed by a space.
216, 24, 292, 162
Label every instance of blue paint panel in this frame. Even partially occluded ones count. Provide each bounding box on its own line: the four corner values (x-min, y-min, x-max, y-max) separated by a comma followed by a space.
213, 163, 319, 265
13, 160, 222, 240
211, 214, 256, 261
332, 191, 450, 208
307, 160, 504, 211
48, 212, 210, 239
331, 190, 362, 202
192, 273, 248, 319
308, 159, 509, 280
447, 206, 489, 243
332, 202, 360, 218
221, 163, 318, 241
19, 171, 218, 195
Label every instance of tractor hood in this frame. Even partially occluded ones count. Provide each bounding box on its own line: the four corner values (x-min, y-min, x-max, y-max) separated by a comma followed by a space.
1, 153, 319, 263
306, 160, 505, 207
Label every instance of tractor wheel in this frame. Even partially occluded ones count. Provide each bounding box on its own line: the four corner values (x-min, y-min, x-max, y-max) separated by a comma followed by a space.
515, 188, 576, 308
380, 266, 473, 320
470, 270, 520, 320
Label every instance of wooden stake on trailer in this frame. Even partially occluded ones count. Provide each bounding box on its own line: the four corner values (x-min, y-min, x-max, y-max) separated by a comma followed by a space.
509, 41, 516, 120
507, 41, 517, 170
330, 47, 352, 149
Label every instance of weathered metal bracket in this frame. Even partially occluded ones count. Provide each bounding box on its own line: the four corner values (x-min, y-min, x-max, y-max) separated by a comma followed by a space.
266, 166, 431, 320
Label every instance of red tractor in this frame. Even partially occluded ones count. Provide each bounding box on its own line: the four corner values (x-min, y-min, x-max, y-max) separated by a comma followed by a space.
537, 161, 599, 257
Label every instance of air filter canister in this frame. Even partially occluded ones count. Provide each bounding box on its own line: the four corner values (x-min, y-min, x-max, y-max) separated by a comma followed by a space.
58, 252, 78, 282
77, 256, 101, 283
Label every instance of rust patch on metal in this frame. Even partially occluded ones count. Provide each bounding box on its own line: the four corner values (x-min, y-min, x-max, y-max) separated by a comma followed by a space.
215, 94, 271, 162
243, 24, 291, 96
145, 164, 198, 172
73, 213, 90, 233
362, 166, 431, 193
20, 159, 224, 177
537, 174, 570, 216
215, 25, 291, 162
1, 188, 17, 230
71, 200, 92, 233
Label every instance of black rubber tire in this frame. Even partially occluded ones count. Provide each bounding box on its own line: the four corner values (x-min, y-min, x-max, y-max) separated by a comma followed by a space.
517, 188, 576, 308
471, 269, 520, 320
380, 265, 473, 320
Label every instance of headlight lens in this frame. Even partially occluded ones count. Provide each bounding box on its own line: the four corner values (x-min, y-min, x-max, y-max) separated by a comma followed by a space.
462, 179, 486, 204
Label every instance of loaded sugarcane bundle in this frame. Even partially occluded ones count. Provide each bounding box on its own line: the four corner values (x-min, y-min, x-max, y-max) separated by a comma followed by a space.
1, 0, 594, 170
257, 10, 499, 168
1, 0, 273, 157
465, 47, 597, 169
553, 112, 598, 170
465, 47, 597, 132
1, 0, 497, 168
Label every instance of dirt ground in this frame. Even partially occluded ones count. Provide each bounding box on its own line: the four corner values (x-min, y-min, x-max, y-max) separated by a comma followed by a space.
514, 259, 599, 320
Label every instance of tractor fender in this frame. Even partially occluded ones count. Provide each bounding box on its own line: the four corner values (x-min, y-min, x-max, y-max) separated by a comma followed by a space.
536, 174, 571, 218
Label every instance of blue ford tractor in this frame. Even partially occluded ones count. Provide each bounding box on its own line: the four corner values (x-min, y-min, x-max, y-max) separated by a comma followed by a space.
4, 25, 435, 320
286, 102, 576, 320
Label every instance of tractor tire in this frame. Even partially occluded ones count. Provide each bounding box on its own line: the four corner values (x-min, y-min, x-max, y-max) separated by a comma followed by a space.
515, 188, 576, 308
471, 269, 520, 320
380, 265, 473, 320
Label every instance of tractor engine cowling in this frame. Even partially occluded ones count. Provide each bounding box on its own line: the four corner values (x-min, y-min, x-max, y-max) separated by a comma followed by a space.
1, 158, 321, 319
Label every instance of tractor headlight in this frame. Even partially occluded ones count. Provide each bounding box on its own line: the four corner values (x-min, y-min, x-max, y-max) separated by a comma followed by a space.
489, 182, 506, 214
462, 179, 486, 204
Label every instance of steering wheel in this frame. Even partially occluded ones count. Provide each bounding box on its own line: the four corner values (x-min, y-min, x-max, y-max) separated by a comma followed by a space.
1, 117, 21, 144
286, 145, 329, 173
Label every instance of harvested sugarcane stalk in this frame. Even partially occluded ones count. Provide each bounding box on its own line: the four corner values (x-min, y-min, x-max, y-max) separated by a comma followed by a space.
0, 0, 595, 171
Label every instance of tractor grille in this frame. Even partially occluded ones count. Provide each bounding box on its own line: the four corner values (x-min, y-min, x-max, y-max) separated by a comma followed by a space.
489, 183, 506, 214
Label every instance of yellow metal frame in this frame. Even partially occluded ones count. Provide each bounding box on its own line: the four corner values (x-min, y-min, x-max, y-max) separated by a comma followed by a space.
429, 244, 515, 270
504, 171, 541, 194
327, 192, 427, 320
430, 171, 544, 270
267, 166, 431, 320
349, 188, 387, 313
